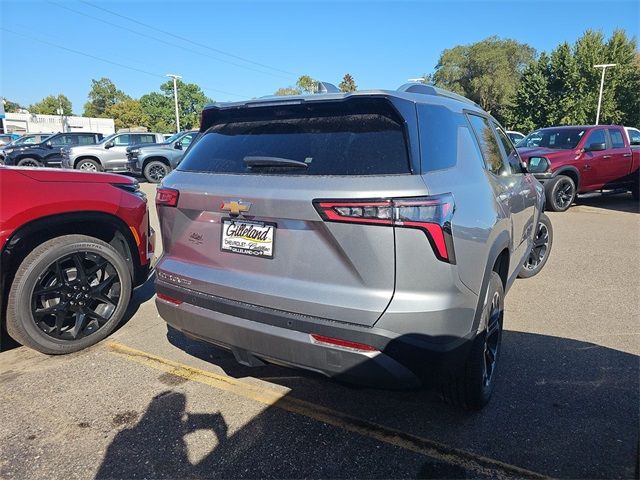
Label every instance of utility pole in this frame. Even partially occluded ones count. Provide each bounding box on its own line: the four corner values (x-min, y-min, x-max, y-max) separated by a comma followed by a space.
56, 96, 65, 133
166, 73, 182, 132
593, 64, 616, 125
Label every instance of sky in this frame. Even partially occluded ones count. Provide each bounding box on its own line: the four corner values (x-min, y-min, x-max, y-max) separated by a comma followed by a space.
1, 0, 638, 114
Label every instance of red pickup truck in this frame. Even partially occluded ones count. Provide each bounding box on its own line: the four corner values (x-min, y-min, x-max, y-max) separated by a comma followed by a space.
517, 125, 640, 211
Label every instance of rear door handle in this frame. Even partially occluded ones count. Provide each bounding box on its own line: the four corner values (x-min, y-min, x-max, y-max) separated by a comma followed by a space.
603, 155, 612, 159
623, 153, 632, 157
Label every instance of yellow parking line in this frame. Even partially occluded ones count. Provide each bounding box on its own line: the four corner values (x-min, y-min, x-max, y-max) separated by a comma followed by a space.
106, 341, 546, 479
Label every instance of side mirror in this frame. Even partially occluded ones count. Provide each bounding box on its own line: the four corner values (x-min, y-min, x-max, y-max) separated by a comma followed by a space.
105, 141, 114, 149
45, 141, 53, 149
586, 142, 606, 152
527, 156, 550, 173
174, 142, 183, 150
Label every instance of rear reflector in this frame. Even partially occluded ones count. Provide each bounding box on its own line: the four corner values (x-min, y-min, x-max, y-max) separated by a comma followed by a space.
155, 187, 179, 207
157, 293, 182, 305
310, 334, 378, 352
314, 193, 455, 263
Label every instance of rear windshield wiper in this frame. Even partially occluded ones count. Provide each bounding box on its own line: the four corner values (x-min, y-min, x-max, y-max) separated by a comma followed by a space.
243, 156, 308, 169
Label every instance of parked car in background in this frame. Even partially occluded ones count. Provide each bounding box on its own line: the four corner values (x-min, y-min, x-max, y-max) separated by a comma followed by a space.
155, 83, 548, 410
126, 130, 199, 183
506, 130, 525, 144
518, 125, 640, 210
2, 132, 104, 167
625, 126, 640, 147
0, 166, 155, 353
0, 133, 21, 146
62, 132, 164, 173
0, 133, 53, 163
163, 134, 174, 141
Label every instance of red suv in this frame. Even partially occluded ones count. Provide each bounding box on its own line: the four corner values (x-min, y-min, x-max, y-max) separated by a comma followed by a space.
0, 167, 155, 353
517, 125, 640, 211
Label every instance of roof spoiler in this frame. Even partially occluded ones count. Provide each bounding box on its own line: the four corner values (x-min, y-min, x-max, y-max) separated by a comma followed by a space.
397, 83, 481, 108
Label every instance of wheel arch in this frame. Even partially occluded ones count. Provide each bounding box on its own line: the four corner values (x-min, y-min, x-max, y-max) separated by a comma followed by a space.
553, 166, 580, 189
74, 156, 102, 168
1, 212, 143, 301
143, 156, 171, 169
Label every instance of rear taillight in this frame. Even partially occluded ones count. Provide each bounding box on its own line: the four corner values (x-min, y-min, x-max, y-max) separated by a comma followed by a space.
156, 187, 179, 207
314, 193, 455, 263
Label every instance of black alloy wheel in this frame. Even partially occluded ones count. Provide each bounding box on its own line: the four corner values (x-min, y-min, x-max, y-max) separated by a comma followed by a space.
482, 291, 502, 388
518, 213, 553, 278
31, 252, 121, 341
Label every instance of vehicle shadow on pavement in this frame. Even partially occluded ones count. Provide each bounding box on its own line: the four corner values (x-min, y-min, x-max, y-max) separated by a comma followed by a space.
95, 329, 639, 479
574, 192, 639, 214
112, 272, 157, 335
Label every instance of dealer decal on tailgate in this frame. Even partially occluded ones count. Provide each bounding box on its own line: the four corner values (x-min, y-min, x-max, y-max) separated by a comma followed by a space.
221, 218, 276, 259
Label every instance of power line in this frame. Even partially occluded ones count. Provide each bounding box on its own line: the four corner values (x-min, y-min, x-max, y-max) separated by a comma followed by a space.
1, 27, 247, 99
79, 0, 297, 77
47, 1, 291, 80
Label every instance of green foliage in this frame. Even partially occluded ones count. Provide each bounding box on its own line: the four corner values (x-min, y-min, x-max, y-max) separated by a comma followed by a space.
296, 75, 317, 93
29, 94, 73, 115
3, 99, 23, 113
83, 78, 130, 118
139, 92, 174, 133
105, 99, 150, 131
159, 79, 212, 130
432, 37, 535, 122
274, 87, 302, 96
339, 73, 357, 92
510, 29, 639, 131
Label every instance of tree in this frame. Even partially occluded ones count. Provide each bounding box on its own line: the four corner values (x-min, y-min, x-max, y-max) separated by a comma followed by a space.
3, 99, 23, 113
159, 79, 212, 130
431, 37, 535, 123
105, 99, 150, 131
29, 94, 72, 115
274, 87, 302, 96
509, 53, 551, 131
296, 75, 317, 93
83, 78, 130, 118
140, 80, 212, 132
339, 74, 357, 92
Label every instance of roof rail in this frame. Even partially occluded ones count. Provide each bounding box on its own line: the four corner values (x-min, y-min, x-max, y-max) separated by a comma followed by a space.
397, 83, 480, 108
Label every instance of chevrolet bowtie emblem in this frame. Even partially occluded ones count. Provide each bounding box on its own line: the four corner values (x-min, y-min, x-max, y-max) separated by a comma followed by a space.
221, 200, 251, 216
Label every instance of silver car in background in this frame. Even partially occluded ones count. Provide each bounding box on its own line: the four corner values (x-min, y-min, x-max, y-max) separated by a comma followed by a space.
62, 132, 165, 172
154, 83, 550, 410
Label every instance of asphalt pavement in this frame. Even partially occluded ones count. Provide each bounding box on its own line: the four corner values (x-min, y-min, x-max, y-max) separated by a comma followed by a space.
1, 184, 638, 479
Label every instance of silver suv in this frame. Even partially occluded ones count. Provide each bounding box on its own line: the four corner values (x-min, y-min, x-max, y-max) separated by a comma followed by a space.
62, 132, 164, 172
154, 83, 551, 409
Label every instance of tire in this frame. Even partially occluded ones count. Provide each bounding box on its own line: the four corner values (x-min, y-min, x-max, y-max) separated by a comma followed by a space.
143, 160, 170, 183
545, 175, 576, 212
631, 184, 639, 202
17, 157, 43, 167
6, 235, 132, 354
440, 272, 504, 410
76, 158, 102, 172
518, 213, 553, 279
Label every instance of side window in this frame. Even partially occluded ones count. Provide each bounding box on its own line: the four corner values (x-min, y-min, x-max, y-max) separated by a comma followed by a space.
467, 114, 508, 176
77, 135, 96, 145
608, 129, 625, 149
181, 134, 195, 147
113, 134, 130, 146
51, 135, 74, 146
629, 129, 640, 146
137, 134, 156, 144
585, 129, 606, 149
494, 124, 525, 174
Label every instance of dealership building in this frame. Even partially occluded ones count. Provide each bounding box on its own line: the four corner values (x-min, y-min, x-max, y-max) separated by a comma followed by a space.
1, 111, 115, 136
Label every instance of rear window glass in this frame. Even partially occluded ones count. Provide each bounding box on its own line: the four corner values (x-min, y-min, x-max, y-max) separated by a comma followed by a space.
178, 99, 410, 175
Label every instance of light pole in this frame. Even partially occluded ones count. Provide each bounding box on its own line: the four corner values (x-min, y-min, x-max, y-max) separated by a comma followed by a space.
166, 73, 182, 132
56, 97, 65, 133
593, 64, 616, 125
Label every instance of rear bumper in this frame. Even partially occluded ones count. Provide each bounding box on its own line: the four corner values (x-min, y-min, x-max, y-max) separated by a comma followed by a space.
155, 281, 475, 389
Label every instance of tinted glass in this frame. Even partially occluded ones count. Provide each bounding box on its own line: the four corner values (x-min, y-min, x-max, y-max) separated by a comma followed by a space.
180, 100, 410, 175
467, 114, 508, 176
494, 124, 524, 174
114, 134, 130, 146
417, 103, 467, 172
77, 135, 96, 145
629, 129, 640, 146
507, 132, 525, 144
136, 134, 156, 144
586, 129, 606, 147
608, 129, 625, 148
181, 133, 195, 147
519, 128, 586, 149
50, 135, 74, 146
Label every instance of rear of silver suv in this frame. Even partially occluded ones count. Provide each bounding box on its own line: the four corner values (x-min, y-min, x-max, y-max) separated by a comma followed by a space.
155, 84, 545, 409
